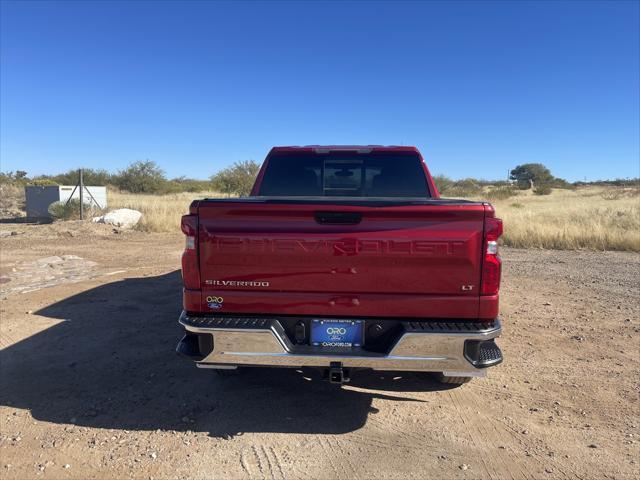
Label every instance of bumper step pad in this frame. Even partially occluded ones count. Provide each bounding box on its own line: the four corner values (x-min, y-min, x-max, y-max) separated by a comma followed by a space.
479, 341, 503, 363
464, 339, 503, 368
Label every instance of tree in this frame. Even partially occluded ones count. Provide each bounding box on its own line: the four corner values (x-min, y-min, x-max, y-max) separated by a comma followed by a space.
510, 163, 554, 190
210, 160, 261, 196
114, 160, 167, 193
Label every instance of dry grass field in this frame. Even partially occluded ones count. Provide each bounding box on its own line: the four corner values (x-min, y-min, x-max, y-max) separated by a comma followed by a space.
109, 190, 227, 232
110, 186, 640, 252
484, 186, 640, 252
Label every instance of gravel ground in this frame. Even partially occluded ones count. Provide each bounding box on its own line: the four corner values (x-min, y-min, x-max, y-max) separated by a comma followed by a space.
0, 223, 638, 479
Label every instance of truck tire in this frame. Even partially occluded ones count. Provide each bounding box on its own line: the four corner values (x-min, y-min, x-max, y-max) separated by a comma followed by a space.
437, 374, 472, 385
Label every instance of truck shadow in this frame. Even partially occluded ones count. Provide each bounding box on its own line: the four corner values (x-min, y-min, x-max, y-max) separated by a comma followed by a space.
0, 270, 453, 438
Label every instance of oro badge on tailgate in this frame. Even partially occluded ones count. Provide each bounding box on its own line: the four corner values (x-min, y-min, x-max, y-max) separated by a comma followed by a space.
206, 295, 224, 309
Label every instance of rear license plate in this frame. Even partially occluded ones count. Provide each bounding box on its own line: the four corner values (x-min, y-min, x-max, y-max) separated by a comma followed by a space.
311, 319, 364, 347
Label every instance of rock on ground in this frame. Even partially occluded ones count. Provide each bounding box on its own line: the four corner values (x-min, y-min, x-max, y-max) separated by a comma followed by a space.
92, 209, 142, 229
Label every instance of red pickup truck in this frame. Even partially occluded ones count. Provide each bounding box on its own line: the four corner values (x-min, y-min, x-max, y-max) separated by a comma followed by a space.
177, 146, 503, 384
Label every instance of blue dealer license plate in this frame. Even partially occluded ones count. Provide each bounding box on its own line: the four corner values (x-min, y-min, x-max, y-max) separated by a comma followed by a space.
311, 319, 364, 348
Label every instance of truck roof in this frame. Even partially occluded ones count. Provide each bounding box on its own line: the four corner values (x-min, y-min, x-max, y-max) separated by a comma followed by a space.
269, 145, 420, 154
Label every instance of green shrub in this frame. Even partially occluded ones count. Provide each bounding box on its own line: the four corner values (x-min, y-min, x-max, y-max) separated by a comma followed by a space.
573, 178, 640, 188
0, 170, 29, 185
48, 200, 80, 220
29, 178, 57, 186
48, 199, 104, 220
432, 175, 454, 194
481, 180, 511, 187
48, 168, 112, 186
166, 177, 213, 193
533, 184, 553, 195
442, 178, 483, 197
486, 185, 517, 201
551, 177, 574, 189
210, 160, 260, 196
113, 160, 167, 194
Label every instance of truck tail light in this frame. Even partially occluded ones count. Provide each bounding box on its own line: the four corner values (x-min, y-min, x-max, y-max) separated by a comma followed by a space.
481, 217, 503, 296
181, 214, 200, 290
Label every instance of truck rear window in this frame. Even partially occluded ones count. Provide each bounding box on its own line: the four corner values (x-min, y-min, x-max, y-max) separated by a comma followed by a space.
258, 152, 430, 197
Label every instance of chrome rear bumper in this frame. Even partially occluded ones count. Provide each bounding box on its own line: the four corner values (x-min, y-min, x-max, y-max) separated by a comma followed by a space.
178, 312, 502, 376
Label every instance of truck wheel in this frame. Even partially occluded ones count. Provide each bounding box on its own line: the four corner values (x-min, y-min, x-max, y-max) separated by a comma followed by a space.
437, 374, 472, 385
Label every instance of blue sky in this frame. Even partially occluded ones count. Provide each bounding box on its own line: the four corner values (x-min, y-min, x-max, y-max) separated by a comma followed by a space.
1, 1, 638, 181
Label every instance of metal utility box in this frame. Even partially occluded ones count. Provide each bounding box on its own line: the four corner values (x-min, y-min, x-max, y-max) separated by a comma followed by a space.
25, 185, 107, 218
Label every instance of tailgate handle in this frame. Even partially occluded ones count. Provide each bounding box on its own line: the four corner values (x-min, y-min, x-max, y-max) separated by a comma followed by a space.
315, 211, 362, 225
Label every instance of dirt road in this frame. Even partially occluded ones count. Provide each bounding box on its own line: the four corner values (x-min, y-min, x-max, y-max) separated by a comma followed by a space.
1, 222, 638, 479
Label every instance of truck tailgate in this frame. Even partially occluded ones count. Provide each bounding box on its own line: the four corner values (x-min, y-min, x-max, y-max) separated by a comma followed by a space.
196, 200, 486, 318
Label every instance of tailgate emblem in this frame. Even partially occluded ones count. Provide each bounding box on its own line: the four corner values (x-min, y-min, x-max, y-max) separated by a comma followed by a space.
461, 285, 474, 291
205, 280, 270, 287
